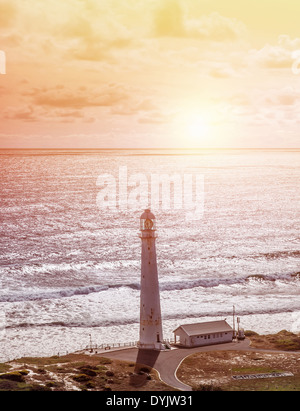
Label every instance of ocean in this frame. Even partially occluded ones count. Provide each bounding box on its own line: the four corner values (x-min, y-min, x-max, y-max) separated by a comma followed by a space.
0, 148, 299, 362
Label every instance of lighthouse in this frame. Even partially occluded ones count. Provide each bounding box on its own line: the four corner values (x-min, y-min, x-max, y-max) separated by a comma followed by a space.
138, 209, 165, 350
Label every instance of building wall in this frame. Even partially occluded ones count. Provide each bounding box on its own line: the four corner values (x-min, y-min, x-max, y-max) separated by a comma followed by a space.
174, 329, 233, 347
174, 328, 190, 347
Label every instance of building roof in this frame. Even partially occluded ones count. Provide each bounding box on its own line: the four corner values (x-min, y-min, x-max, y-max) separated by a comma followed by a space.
173, 320, 233, 336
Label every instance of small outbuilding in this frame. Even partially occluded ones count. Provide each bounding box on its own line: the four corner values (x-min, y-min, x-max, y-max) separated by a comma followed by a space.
173, 320, 233, 347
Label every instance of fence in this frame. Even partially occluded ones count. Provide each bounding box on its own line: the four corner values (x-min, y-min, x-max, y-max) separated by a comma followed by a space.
82, 337, 176, 352
14, 338, 176, 359
84, 341, 139, 351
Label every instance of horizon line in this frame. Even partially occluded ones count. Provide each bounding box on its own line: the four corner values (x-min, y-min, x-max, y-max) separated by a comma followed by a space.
0, 147, 300, 150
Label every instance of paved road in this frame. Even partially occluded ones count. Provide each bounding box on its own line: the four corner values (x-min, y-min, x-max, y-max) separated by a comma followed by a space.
98, 339, 253, 391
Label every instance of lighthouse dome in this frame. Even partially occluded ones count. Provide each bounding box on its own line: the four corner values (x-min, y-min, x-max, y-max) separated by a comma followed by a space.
140, 209, 155, 220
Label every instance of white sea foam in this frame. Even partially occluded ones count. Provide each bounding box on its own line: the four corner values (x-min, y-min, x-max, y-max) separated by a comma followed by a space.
0, 148, 299, 361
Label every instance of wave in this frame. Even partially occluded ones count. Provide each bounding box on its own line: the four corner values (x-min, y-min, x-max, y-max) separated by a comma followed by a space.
0, 285, 110, 303
256, 251, 300, 260
5, 305, 300, 331
214, 250, 300, 260
0, 271, 299, 303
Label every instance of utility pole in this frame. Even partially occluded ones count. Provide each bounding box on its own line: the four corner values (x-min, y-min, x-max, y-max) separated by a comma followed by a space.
233, 305, 236, 339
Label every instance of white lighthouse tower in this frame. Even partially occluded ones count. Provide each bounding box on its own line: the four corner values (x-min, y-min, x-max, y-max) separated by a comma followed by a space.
138, 209, 165, 350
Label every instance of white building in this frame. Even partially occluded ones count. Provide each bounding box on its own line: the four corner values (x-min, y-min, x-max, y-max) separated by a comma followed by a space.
138, 209, 165, 350
173, 320, 233, 347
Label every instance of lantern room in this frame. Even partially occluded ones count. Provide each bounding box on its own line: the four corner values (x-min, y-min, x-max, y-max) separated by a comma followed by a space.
140, 209, 156, 231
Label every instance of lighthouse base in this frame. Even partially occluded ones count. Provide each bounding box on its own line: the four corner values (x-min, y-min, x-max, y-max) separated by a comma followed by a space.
137, 342, 166, 351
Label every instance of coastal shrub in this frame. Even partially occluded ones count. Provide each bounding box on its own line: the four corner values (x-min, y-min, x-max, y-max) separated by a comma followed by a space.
30, 384, 52, 391
244, 330, 259, 337
274, 330, 300, 351
106, 370, 114, 377
77, 364, 95, 370
77, 366, 98, 377
19, 369, 29, 376
0, 379, 19, 390
275, 340, 300, 351
45, 381, 57, 388
98, 357, 112, 365
83, 368, 97, 377
0, 379, 38, 391
103, 384, 112, 391
193, 383, 223, 391
96, 365, 108, 372
85, 381, 96, 389
0, 371, 25, 383
72, 374, 91, 383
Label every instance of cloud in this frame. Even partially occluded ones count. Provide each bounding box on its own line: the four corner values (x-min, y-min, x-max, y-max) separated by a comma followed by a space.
55, 4, 134, 61
250, 44, 292, 69
67, 39, 114, 62
0, 1, 17, 29
153, 1, 246, 41
186, 12, 247, 42
26, 84, 129, 109
209, 63, 242, 79
111, 98, 158, 116
249, 35, 300, 69
265, 87, 300, 106
1, 103, 97, 124
60, 15, 94, 41
3, 105, 37, 122
138, 110, 175, 124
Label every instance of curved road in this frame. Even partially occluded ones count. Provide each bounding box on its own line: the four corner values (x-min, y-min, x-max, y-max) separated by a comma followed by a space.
98, 339, 254, 390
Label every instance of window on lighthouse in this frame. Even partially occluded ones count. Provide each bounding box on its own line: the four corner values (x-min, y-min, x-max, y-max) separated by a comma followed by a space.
144, 219, 153, 229
140, 218, 156, 230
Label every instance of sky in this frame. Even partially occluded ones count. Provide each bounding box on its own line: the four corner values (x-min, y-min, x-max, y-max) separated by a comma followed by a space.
0, 0, 300, 148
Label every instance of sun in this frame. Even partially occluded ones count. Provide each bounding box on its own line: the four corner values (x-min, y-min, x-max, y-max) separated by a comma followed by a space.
186, 116, 208, 140
177, 110, 211, 146
171, 107, 216, 147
